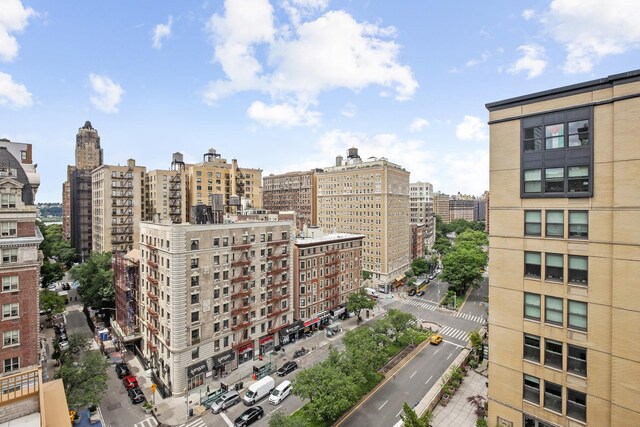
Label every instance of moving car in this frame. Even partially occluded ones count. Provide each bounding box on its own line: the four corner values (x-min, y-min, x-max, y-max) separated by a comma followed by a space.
115, 363, 130, 379
276, 361, 298, 377
234, 406, 264, 426
127, 387, 145, 404
210, 390, 241, 414
269, 380, 292, 405
122, 375, 138, 390
430, 334, 443, 345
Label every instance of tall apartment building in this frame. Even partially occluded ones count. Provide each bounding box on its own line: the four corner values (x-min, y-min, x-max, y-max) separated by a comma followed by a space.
486, 70, 640, 426
139, 219, 293, 395
147, 153, 189, 225
0, 139, 43, 376
410, 223, 426, 260
292, 227, 364, 324
263, 169, 322, 230
92, 159, 147, 253
410, 182, 435, 250
449, 194, 476, 222
317, 148, 410, 287
187, 149, 262, 211
112, 250, 141, 348
63, 121, 103, 259
433, 192, 450, 223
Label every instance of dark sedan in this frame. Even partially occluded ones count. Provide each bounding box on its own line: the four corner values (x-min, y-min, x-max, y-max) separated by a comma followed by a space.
276, 361, 298, 377
127, 387, 145, 404
234, 406, 264, 427
115, 363, 130, 378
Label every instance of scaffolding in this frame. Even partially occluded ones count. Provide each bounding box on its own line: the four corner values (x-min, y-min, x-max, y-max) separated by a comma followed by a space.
114, 251, 140, 336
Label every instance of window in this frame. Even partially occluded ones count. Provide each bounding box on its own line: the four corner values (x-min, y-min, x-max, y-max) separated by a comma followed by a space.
568, 166, 589, 193
544, 339, 563, 369
191, 329, 200, 344
524, 169, 542, 193
191, 293, 199, 304
524, 293, 541, 320
545, 254, 564, 282
0, 193, 16, 208
545, 211, 564, 237
2, 276, 18, 292
569, 211, 588, 238
0, 222, 17, 237
545, 296, 563, 326
3, 357, 19, 373
2, 249, 18, 263
523, 126, 542, 152
3, 330, 19, 347
566, 388, 587, 422
525, 252, 541, 278
523, 334, 540, 362
568, 256, 588, 285
568, 300, 587, 331
524, 211, 541, 236
190, 240, 199, 250
192, 347, 199, 359
2, 303, 19, 319
191, 258, 199, 269
567, 344, 587, 377
191, 276, 199, 287
544, 168, 564, 193
523, 375, 540, 404
568, 120, 589, 147
191, 311, 199, 323
544, 381, 562, 413
545, 124, 565, 149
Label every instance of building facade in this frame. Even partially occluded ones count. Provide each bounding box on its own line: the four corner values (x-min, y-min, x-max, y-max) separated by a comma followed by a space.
433, 192, 450, 223
410, 182, 435, 250
486, 70, 640, 426
449, 194, 476, 222
263, 169, 321, 230
317, 148, 411, 287
0, 139, 43, 376
92, 159, 147, 254
410, 223, 426, 260
138, 219, 293, 396
293, 227, 364, 323
112, 250, 141, 349
147, 167, 188, 225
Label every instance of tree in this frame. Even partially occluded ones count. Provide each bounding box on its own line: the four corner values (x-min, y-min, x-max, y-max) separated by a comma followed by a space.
70, 252, 114, 309
267, 410, 309, 427
58, 333, 91, 365
469, 330, 483, 355
440, 244, 485, 294
39, 222, 76, 268
346, 289, 376, 321
456, 229, 488, 248
401, 402, 433, 427
342, 327, 388, 375
467, 394, 488, 419
411, 257, 429, 276
55, 349, 110, 410
433, 237, 452, 255
362, 270, 372, 281
40, 259, 65, 286
385, 309, 416, 340
40, 290, 66, 322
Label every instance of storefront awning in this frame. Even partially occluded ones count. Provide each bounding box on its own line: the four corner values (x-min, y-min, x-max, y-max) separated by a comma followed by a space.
395, 274, 406, 282
331, 307, 346, 317
304, 317, 319, 327
279, 320, 304, 336
318, 311, 331, 321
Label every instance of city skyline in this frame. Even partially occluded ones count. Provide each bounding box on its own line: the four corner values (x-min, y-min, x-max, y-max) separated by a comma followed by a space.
2, 0, 640, 202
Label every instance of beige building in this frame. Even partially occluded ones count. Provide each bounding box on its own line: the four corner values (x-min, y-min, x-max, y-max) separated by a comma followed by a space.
450, 194, 476, 222
263, 169, 321, 230
317, 147, 411, 287
410, 182, 435, 250
92, 159, 147, 253
139, 219, 293, 395
433, 192, 450, 223
147, 167, 188, 225
486, 70, 640, 427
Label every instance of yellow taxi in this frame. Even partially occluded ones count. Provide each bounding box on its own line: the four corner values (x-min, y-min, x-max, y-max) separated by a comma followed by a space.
429, 334, 443, 345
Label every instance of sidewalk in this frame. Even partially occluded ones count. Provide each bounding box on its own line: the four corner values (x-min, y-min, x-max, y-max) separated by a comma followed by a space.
134, 306, 386, 426
431, 368, 488, 427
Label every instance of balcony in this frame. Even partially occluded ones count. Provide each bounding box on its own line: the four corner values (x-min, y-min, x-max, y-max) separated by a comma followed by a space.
232, 243, 251, 251
231, 288, 251, 299
268, 322, 288, 335
147, 306, 159, 318
231, 320, 252, 331
146, 290, 158, 301
267, 307, 289, 318
231, 259, 251, 267
231, 274, 251, 283
231, 305, 251, 316
267, 253, 287, 261
328, 257, 340, 266
266, 239, 288, 247
143, 242, 158, 253
146, 321, 158, 335
232, 339, 253, 350
147, 341, 158, 352
327, 270, 340, 278
268, 293, 288, 303
147, 275, 158, 286
326, 248, 339, 255
267, 267, 287, 276
147, 259, 158, 269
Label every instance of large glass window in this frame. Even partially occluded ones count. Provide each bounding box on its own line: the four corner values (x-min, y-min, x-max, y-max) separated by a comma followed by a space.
544, 381, 562, 413
568, 300, 588, 331
524, 293, 541, 320
525, 252, 541, 278
524, 126, 542, 152
544, 339, 563, 370
568, 120, 589, 147
567, 389, 587, 422
525, 211, 541, 236
523, 375, 540, 404
545, 168, 565, 192
545, 211, 564, 237
545, 296, 563, 326
568, 256, 588, 285
524, 169, 542, 193
569, 211, 588, 238
568, 166, 589, 192
545, 254, 564, 282
545, 124, 565, 149
567, 345, 587, 377
523, 334, 540, 362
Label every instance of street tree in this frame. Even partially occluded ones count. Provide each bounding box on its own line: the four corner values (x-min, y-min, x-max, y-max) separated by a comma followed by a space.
362, 270, 372, 281
343, 327, 388, 376
456, 229, 488, 248
59, 333, 91, 365
386, 309, 416, 339
39, 289, 66, 321
411, 257, 429, 276
401, 402, 433, 427
346, 289, 376, 321
433, 237, 452, 255
70, 252, 114, 309
40, 259, 65, 286
55, 348, 110, 410
440, 244, 485, 294
39, 222, 76, 267
469, 329, 483, 355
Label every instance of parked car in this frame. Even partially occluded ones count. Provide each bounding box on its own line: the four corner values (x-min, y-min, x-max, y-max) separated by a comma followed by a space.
210, 390, 241, 414
243, 376, 275, 405
416, 290, 425, 297
59, 341, 70, 351
127, 387, 145, 404
269, 380, 292, 405
234, 406, 264, 426
276, 361, 298, 377
47, 284, 57, 291
122, 375, 138, 390
115, 363, 130, 379
407, 289, 416, 296
62, 282, 71, 290
430, 334, 443, 345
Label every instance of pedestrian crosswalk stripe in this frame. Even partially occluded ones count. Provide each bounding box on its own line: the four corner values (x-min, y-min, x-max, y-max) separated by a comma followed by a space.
181, 419, 207, 427
439, 325, 469, 342
455, 312, 484, 323
133, 417, 158, 427
402, 299, 437, 311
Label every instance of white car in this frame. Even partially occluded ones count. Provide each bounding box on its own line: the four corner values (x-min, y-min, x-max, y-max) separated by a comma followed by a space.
269, 380, 292, 405
47, 284, 57, 291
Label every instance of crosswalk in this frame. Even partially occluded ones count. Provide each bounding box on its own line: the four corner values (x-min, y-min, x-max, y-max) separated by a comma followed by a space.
414, 318, 470, 343
181, 419, 208, 427
133, 417, 207, 427
455, 312, 484, 324
401, 298, 438, 311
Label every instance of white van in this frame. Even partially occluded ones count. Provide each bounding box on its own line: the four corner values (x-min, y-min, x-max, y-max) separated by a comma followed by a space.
243, 375, 275, 405
364, 287, 379, 299
269, 380, 292, 405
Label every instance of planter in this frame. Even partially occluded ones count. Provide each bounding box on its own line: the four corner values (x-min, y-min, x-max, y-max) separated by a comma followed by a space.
142, 402, 155, 414
88, 405, 98, 414
446, 385, 456, 395
451, 380, 460, 389
441, 393, 450, 406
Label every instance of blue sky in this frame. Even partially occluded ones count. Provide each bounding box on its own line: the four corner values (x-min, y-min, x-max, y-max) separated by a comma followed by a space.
1, 0, 639, 203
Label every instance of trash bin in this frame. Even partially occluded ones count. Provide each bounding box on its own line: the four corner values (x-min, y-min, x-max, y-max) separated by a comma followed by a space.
235, 382, 243, 391
189, 408, 193, 417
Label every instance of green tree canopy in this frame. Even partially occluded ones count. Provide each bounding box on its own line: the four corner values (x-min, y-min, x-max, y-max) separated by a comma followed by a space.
455, 229, 488, 248
39, 289, 66, 320
362, 270, 372, 281
40, 259, 65, 286
385, 309, 416, 340
55, 347, 110, 410
39, 222, 76, 268
401, 402, 433, 427
346, 289, 376, 321
440, 244, 485, 294
411, 257, 430, 276
70, 252, 114, 309
432, 237, 453, 256
342, 327, 388, 376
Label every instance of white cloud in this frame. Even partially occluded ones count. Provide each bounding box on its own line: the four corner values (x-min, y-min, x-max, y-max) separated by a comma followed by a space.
508, 44, 547, 79
456, 115, 488, 141
522, 9, 536, 20
340, 103, 356, 118
410, 117, 430, 133
204, 0, 417, 126
0, 71, 32, 108
152, 15, 173, 50
0, 0, 35, 62
247, 100, 321, 127
465, 51, 490, 68
89, 74, 125, 113
440, 150, 489, 196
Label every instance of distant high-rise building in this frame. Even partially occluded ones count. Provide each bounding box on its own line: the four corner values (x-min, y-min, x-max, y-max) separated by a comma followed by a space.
486, 70, 640, 427
449, 194, 475, 222
147, 153, 189, 224
433, 192, 450, 223
263, 169, 322, 230
317, 148, 410, 289
0, 138, 43, 376
410, 182, 435, 250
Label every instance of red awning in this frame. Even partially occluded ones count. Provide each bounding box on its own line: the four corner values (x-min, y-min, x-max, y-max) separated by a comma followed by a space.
304, 317, 319, 327
259, 335, 273, 345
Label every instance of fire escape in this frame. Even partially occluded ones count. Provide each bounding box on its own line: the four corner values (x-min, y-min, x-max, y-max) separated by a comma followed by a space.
265, 236, 290, 334
169, 173, 182, 224
111, 166, 134, 253
230, 241, 253, 349
323, 248, 341, 309
144, 242, 160, 354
